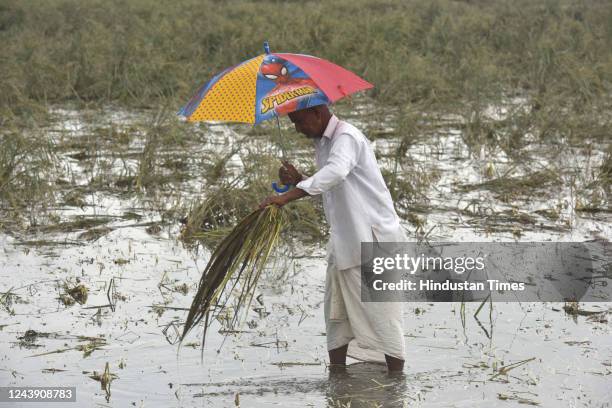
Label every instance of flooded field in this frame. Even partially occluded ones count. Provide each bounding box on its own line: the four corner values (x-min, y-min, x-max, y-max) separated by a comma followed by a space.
1, 103, 611, 407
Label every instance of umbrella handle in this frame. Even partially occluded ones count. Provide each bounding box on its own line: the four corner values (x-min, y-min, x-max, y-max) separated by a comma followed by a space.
272, 182, 291, 193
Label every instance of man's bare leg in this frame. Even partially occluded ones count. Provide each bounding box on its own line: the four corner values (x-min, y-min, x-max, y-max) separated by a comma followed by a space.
329, 344, 348, 372
331, 346, 403, 372
329, 344, 348, 364
385, 354, 404, 372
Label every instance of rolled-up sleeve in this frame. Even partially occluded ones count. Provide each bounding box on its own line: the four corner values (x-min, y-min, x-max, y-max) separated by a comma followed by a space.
296, 133, 361, 195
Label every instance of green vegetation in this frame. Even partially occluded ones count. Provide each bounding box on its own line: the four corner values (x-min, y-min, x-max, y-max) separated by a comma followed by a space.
2, 0, 611, 118
0, 127, 59, 229
0, 0, 610, 241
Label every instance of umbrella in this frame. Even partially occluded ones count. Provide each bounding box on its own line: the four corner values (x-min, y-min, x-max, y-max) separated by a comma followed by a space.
178, 42, 373, 191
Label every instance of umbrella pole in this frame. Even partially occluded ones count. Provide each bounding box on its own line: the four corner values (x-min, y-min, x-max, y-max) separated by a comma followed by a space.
271, 113, 291, 193
275, 113, 288, 158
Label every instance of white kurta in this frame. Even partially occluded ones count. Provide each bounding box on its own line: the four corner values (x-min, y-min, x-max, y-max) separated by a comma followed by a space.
296, 114, 406, 361
296, 114, 407, 270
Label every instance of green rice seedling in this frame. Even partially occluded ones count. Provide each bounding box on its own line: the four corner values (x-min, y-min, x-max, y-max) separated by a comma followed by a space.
181, 205, 286, 345
89, 362, 117, 403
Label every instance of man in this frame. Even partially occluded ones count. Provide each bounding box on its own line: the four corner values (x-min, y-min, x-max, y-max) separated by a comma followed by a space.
259, 104, 406, 372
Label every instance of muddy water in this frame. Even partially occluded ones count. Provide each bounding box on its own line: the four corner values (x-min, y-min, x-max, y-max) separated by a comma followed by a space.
0, 106, 610, 407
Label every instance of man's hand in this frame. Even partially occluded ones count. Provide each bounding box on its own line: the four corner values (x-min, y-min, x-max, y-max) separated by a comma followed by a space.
279, 160, 304, 186
258, 194, 288, 209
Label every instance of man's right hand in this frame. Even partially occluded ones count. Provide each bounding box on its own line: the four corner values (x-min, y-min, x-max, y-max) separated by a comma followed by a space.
279, 160, 304, 185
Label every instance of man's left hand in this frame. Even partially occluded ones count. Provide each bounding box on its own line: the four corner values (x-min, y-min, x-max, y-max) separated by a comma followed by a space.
279, 160, 303, 186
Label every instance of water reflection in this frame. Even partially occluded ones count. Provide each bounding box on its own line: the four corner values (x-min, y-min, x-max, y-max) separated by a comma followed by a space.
326, 363, 410, 407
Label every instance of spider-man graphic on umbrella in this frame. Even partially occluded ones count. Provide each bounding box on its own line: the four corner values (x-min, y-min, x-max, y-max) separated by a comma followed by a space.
258, 55, 324, 117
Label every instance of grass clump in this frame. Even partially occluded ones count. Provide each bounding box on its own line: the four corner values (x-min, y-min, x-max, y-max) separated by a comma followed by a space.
0, 128, 59, 232
179, 182, 255, 249
66, 283, 88, 305
456, 170, 561, 196
181, 205, 286, 345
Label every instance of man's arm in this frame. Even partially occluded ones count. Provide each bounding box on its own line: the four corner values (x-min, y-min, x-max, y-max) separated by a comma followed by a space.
258, 133, 361, 209
258, 187, 309, 209
295, 133, 361, 195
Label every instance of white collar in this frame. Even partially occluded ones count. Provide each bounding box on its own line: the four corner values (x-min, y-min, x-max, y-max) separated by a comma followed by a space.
322, 115, 339, 139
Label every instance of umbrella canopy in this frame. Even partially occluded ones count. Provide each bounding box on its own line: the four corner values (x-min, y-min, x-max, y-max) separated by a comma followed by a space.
178, 47, 373, 124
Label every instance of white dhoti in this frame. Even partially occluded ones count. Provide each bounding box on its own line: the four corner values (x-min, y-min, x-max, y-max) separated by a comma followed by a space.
324, 255, 406, 362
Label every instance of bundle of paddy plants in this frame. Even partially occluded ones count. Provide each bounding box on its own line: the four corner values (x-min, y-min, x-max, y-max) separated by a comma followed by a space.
180, 205, 287, 346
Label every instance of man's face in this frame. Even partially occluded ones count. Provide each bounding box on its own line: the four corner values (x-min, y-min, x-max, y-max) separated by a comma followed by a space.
288, 108, 323, 139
